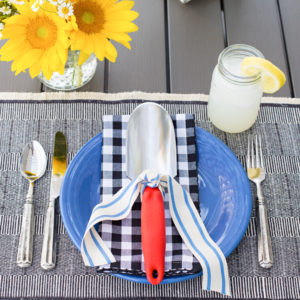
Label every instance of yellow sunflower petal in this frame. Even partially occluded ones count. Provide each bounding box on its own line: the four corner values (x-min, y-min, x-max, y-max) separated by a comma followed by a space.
82, 35, 94, 55
57, 59, 65, 75
70, 32, 85, 51
11, 59, 19, 72
0, 37, 25, 53
42, 1, 58, 13
41, 51, 52, 80
29, 60, 42, 78
15, 69, 26, 76
104, 49, 116, 63
1, 43, 30, 61
0, 40, 27, 61
1, 26, 27, 38
48, 49, 59, 70
78, 51, 90, 65
93, 35, 105, 61
104, 21, 138, 33
94, 47, 105, 61
72, 32, 87, 52
15, 48, 39, 72
28, 50, 43, 67
13, 2, 32, 14
53, 47, 66, 75
102, 31, 132, 42
119, 41, 131, 50
104, 39, 117, 58
106, 10, 139, 22
12, 49, 31, 72
101, 0, 118, 9
57, 31, 69, 49
56, 47, 68, 66
106, 1, 135, 12
4, 15, 28, 25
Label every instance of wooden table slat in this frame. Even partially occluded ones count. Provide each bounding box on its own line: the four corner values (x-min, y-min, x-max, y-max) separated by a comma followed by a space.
278, 0, 300, 97
224, 0, 292, 97
167, 0, 225, 94
107, 0, 167, 93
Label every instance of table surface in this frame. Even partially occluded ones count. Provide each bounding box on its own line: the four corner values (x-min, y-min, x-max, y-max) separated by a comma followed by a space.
0, 0, 299, 96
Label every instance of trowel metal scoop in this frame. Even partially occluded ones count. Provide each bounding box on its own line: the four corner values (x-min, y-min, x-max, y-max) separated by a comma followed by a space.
127, 102, 177, 284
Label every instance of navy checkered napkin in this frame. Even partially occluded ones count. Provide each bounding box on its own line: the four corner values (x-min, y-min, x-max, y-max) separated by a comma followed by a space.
97, 114, 201, 276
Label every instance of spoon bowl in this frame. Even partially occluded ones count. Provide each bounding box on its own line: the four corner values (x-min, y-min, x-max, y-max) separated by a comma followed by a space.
17, 141, 47, 267
20, 141, 47, 183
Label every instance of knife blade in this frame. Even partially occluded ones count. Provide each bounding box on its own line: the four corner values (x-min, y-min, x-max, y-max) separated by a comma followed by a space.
41, 131, 67, 270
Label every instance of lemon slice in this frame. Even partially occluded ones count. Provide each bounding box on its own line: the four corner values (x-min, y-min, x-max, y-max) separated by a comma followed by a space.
241, 57, 286, 93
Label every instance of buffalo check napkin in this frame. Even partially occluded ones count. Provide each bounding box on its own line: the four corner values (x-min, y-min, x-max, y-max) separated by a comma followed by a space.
81, 113, 231, 296
99, 114, 200, 275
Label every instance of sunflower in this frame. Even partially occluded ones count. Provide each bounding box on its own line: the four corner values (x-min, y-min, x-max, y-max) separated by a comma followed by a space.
0, 1, 69, 79
70, 0, 138, 64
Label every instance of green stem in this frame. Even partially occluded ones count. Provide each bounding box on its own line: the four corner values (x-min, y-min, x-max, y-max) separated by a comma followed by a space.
78, 63, 83, 87
71, 51, 76, 87
39, 7, 57, 14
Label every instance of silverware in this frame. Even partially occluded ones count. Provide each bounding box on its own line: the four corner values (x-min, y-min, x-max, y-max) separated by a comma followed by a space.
247, 134, 273, 268
17, 141, 47, 267
41, 132, 67, 270
127, 102, 177, 284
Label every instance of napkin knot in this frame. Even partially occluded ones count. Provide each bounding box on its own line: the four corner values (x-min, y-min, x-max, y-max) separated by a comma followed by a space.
81, 169, 231, 296
140, 170, 168, 191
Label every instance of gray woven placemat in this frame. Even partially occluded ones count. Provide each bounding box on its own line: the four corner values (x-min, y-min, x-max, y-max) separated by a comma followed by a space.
0, 93, 299, 299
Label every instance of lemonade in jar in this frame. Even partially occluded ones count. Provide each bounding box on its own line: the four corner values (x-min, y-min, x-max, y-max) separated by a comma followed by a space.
208, 44, 264, 133
208, 44, 286, 133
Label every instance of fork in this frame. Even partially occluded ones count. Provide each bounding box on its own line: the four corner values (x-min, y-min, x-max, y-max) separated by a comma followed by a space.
247, 135, 273, 268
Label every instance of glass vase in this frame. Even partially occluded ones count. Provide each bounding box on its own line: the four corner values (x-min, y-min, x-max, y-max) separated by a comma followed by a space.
38, 50, 97, 91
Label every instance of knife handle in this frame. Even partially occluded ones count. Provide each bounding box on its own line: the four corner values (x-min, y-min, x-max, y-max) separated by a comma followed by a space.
41, 198, 56, 270
141, 186, 165, 285
17, 183, 34, 268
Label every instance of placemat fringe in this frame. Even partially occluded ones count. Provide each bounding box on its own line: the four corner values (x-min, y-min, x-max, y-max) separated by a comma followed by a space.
0, 91, 300, 105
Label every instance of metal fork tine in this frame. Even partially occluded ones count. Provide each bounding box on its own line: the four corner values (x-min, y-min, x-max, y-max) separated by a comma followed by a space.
255, 135, 260, 168
247, 135, 251, 168
259, 135, 264, 169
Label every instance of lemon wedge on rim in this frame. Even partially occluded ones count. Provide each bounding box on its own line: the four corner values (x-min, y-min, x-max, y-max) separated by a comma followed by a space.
241, 57, 286, 93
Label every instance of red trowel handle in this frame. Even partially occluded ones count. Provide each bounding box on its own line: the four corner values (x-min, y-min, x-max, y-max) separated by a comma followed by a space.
141, 186, 166, 285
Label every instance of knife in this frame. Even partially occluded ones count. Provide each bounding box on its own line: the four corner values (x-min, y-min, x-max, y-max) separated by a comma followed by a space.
126, 103, 177, 284
41, 131, 67, 270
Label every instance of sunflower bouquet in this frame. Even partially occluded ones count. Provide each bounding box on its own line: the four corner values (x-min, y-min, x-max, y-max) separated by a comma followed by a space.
0, 0, 138, 88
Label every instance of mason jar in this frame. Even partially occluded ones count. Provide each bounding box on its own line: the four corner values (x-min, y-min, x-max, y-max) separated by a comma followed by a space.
208, 44, 264, 133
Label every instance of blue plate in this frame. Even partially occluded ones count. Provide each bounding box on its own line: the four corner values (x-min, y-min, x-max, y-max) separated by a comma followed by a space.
60, 127, 252, 284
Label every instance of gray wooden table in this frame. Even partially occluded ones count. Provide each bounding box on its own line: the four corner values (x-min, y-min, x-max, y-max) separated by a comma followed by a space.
0, 0, 299, 97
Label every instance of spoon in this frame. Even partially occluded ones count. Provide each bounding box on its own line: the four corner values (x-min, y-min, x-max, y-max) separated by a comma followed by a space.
17, 141, 47, 267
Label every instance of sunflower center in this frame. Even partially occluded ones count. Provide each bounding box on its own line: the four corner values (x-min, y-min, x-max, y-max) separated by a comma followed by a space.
27, 16, 57, 49
74, 0, 104, 33
82, 11, 94, 24
37, 27, 48, 38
